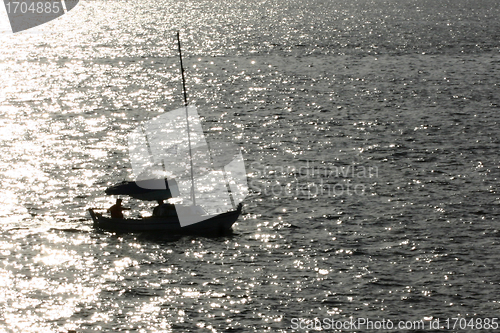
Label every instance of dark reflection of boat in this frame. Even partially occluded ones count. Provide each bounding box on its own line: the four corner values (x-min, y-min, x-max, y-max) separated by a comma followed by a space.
88, 203, 242, 235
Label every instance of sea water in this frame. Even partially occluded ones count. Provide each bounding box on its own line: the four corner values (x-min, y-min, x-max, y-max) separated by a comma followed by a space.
0, 0, 499, 331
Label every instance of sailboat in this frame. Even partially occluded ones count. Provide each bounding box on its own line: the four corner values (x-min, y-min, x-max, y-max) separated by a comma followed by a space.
88, 33, 248, 235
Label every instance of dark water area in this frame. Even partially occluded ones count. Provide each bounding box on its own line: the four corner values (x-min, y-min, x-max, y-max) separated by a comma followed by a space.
0, 0, 499, 331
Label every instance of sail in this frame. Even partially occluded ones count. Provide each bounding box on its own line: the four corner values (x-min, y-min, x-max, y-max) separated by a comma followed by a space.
206, 140, 249, 208
128, 106, 211, 182
128, 105, 248, 227
224, 150, 249, 205
150, 106, 211, 180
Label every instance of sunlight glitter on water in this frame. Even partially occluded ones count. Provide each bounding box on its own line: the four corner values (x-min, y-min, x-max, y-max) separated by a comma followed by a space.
0, 0, 499, 330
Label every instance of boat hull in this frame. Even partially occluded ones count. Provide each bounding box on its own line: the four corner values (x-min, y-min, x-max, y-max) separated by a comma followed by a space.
88, 204, 242, 235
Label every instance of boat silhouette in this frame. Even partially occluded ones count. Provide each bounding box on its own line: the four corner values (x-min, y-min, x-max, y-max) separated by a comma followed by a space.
89, 33, 248, 235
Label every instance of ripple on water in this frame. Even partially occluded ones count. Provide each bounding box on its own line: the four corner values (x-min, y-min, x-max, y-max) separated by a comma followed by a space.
1, 0, 500, 331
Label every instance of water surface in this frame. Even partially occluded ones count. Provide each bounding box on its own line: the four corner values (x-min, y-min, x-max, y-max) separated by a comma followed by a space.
0, 0, 500, 331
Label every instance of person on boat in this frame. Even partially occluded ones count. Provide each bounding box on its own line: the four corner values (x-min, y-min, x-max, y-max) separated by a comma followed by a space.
153, 200, 176, 217
164, 202, 176, 216
108, 199, 130, 219
153, 200, 165, 217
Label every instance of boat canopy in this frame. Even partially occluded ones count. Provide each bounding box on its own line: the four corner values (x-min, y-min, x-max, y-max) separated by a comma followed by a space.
105, 179, 180, 201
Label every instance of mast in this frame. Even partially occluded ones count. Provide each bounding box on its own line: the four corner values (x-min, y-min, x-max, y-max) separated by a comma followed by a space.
177, 31, 188, 107
177, 31, 196, 206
